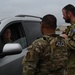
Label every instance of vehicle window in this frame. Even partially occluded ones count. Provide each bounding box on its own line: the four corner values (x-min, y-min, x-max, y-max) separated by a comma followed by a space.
14, 37, 26, 49
22, 21, 42, 46
0, 22, 27, 54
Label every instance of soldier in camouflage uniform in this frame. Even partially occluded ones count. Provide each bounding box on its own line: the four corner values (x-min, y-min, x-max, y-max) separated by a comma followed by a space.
62, 4, 75, 75
22, 14, 67, 75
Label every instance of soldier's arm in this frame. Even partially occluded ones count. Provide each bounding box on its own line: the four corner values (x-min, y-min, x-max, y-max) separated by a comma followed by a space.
22, 45, 40, 75
64, 26, 70, 35
67, 26, 75, 50
22, 38, 46, 75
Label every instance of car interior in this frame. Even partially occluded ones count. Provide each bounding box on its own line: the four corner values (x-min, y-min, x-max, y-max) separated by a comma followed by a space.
0, 22, 27, 54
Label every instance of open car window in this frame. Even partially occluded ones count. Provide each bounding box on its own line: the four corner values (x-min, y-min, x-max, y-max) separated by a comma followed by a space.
0, 22, 27, 54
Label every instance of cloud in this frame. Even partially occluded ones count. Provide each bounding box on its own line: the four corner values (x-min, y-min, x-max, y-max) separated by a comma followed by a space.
0, 0, 75, 26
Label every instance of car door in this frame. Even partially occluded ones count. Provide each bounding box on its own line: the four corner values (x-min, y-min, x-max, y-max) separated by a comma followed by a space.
0, 20, 42, 75
22, 21, 42, 46
0, 21, 28, 75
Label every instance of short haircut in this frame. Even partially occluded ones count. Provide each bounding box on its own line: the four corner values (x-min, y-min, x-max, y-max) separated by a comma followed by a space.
42, 14, 57, 29
62, 4, 75, 16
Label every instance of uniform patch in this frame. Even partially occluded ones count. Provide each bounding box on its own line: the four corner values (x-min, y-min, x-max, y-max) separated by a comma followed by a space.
26, 52, 34, 60
73, 29, 75, 33
56, 41, 65, 46
26, 52, 31, 60
29, 52, 34, 59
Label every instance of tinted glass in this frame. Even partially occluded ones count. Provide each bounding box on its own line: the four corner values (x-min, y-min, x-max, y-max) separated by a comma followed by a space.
22, 21, 42, 45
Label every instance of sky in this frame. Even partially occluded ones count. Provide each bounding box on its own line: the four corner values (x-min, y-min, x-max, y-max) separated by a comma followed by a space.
0, 0, 75, 26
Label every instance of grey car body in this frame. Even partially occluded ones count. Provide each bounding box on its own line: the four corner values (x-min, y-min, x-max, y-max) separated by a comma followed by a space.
0, 15, 42, 75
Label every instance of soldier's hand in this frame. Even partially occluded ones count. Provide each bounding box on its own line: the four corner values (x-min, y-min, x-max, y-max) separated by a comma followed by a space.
60, 34, 68, 39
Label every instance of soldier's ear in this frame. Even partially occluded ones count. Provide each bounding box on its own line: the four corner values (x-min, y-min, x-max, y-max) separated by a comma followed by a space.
68, 11, 72, 17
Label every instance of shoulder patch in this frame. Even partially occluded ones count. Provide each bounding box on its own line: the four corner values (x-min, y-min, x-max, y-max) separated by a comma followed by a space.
26, 52, 34, 61
73, 29, 75, 33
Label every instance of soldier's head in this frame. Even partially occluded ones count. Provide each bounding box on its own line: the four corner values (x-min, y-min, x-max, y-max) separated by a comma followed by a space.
62, 4, 75, 23
41, 14, 57, 35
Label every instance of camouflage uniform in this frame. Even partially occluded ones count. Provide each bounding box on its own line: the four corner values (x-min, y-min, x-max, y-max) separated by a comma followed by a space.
64, 26, 70, 35
22, 35, 68, 75
64, 22, 75, 75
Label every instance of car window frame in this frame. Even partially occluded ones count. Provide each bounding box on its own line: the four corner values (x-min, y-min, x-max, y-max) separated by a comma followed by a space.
0, 21, 27, 54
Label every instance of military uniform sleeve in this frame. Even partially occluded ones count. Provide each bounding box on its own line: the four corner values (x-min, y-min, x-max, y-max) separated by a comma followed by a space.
64, 26, 70, 35
67, 25, 75, 50
22, 38, 46, 75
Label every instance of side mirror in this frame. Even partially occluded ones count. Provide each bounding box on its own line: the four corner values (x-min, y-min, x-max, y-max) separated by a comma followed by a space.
3, 43, 22, 55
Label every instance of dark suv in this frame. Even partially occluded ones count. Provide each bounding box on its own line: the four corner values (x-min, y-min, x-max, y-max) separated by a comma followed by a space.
0, 15, 42, 75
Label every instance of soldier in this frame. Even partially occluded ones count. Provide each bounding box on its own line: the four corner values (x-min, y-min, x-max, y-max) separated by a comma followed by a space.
22, 14, 68, 75
61, 4, 75, 75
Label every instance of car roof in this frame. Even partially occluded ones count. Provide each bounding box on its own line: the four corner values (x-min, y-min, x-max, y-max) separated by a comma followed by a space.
0, 15, 42, 32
